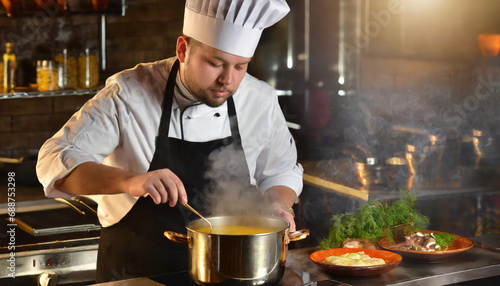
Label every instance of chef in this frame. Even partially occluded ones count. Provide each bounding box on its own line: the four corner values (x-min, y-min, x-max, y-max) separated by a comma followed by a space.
36, 0, 303, 282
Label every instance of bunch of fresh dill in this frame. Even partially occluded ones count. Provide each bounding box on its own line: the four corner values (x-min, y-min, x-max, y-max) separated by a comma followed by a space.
319, 190, 429, 249
431, 232, 457, 250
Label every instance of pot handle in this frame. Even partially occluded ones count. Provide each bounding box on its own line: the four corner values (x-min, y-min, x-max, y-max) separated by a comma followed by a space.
286, 229, 310, 244
164, 231, 189, 244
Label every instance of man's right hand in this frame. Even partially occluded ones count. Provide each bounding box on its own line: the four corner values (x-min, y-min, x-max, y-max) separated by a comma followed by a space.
124, 169, 187, 206
54, 162, 188, 207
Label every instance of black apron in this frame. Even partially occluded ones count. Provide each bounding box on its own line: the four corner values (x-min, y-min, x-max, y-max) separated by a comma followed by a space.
96, 60, 259, 282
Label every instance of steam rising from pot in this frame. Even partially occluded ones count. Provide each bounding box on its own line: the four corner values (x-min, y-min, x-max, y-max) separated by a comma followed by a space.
200, 142, 265, 218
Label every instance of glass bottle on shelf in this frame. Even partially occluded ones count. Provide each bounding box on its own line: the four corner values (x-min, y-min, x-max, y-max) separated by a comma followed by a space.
0, 62, 4, 93
36, 60, 58, 92
78, 48, 99, 89
55, 48, 78, 89
3, 42, 17, 92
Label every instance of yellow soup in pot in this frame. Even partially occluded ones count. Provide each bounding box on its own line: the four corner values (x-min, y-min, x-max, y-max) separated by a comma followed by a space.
196, 225, 279, 235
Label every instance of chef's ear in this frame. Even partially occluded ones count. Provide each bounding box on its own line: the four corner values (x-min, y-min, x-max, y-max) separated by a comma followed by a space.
176, 36, 189, 63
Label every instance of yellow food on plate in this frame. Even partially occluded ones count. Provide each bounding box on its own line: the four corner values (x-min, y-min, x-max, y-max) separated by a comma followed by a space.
323, 251, 386, 266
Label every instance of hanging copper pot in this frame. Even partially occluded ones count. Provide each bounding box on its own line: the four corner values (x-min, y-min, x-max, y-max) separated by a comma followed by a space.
91, 0, 109, 12
478, 33, 500, 57
1, 0, 22, 17
33, 0, 67, 14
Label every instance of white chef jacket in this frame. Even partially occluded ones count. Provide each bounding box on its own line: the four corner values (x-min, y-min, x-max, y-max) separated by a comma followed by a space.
36, 57, 303, 227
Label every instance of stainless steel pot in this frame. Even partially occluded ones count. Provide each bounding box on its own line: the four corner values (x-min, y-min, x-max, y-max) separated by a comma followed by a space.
165, 216, 309, 286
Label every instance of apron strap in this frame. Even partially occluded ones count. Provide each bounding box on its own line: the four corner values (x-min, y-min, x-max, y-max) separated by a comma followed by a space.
149, 59, 179, 170
226, 96, 241, 145
158, 59, 179, 137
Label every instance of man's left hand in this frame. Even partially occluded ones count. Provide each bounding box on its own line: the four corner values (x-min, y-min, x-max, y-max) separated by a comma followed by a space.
270, 202, 296, 232
264, 186, 298, 232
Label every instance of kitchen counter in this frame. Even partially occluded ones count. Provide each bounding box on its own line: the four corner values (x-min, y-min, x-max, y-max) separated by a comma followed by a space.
286, 243, 500, 285
91, 237, 500, 286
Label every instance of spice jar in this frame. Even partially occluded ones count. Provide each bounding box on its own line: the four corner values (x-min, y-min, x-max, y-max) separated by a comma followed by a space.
37, 60, 58, 91
55, 48, 78, 89
78, 48, 99, 89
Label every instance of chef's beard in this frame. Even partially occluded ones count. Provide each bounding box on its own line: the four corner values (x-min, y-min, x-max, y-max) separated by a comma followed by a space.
182, 69, 233, 108
192, 84, 234, 108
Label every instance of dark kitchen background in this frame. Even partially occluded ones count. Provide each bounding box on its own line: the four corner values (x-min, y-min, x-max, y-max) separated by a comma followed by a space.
0, 0, 499, 282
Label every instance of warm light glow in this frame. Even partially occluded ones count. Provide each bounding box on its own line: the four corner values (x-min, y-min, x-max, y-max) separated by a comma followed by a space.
478, 33, 500, 57
1, 0, 21, 17
473, 129, 483, 137
429, 135, 438, 145
405, 152, 416, 175
406, 144, 416, 153
407, 173, 415, 190
287, 55, 293, 69
472, 129, 483, 169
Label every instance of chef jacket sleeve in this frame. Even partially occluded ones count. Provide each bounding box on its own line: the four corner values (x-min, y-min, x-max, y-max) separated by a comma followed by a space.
36, 81, 123, 199
255, 95, 303, 197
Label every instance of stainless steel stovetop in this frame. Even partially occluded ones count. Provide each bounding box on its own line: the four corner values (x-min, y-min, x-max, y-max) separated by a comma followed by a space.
0, 199, 101, 285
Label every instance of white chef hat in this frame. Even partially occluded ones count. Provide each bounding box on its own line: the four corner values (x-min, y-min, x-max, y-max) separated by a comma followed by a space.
183, 0, 290, 58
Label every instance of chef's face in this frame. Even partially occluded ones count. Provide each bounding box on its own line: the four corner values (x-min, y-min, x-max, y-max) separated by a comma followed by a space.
177, 36, 250, 107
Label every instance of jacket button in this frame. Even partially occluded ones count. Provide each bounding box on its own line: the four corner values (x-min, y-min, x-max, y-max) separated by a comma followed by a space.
214, 113, 220, 117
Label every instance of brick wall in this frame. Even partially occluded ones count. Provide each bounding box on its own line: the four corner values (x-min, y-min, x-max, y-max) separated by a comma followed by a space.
106, 0, 184, 75
0, 94, 93, 158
